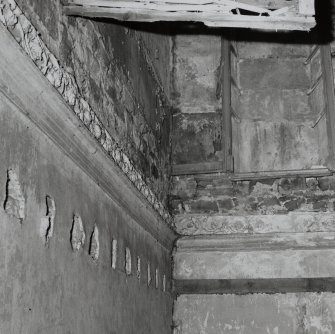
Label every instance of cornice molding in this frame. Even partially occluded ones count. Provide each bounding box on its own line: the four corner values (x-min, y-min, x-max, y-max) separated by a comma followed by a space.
0, 3, 176, 249
174, 232, 335, 280
0, 0, 172, 226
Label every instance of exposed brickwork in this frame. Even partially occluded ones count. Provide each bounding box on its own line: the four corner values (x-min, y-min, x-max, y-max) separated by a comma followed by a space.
15, 0, 172, 206
170, 175, 335, 215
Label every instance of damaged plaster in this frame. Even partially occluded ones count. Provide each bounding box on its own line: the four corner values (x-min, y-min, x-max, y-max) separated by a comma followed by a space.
40, 195, 56, 245
89, 224, 99, 261
4, 169, 25, 221
125, 247, 132, 275
71, 214, 85, 251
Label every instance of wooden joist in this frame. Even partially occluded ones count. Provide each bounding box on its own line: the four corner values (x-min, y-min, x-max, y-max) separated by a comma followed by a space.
63, 0, 315, 31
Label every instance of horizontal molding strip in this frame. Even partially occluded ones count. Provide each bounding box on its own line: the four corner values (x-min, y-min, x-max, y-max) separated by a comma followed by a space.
174, 212, 335, 236
176, 232, 335, 253
174, 278, 335, 295
0, 0, 172, 227
172, 163, 332, 179
0, 16, 176, 249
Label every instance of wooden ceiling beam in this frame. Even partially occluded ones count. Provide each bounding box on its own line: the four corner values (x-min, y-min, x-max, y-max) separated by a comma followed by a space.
63, 0, 315, 31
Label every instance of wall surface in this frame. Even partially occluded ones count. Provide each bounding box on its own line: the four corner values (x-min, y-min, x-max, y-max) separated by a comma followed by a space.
171, 34, 223, 165
171, 174, 335, 215
171, 29, 335, 334
14, 0, 173, 206
0, 93, 173, 334
233, 39, 328, 172
174, 294, 335, 334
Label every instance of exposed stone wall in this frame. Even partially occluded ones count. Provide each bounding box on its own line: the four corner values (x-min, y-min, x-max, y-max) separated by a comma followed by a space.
13, 0, 172, 207
171, 174, 335, 216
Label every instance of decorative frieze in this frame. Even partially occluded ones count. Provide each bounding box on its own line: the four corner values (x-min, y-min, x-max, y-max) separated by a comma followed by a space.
0, 0, 171, 226
175, 212, 335, 235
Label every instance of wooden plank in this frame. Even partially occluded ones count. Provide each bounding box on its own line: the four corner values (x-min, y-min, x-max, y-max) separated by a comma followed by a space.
174, 278, 335, 295
232, 168, 332, 180
222, 37, 233, 172
66, 1, 235, 13
66, 0, 273, 14
65, 0, 299, 11
171, 162, 223, 176
171, 163, 331, 178
64, 5, 315, 31
299, 0, 314, 16
321, 45, 335, 171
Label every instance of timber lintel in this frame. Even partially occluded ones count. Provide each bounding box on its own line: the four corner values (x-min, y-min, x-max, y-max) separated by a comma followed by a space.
63, 0, 316, 31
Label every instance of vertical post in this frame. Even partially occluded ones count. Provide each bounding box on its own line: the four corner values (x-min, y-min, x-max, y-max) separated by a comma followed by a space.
320, 44, 335, 170
221, 36, 233, 172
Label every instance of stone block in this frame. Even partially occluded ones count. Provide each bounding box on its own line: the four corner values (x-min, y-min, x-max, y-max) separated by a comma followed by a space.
318, 176, 335, 191
186, 200, 219, 214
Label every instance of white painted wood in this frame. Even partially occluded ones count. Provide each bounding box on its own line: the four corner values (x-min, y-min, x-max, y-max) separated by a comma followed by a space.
64, 0, 315, 31
299, 0, 315, 16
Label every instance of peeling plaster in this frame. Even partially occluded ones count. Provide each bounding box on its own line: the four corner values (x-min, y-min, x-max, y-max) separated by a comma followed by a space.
89, 224, 99, 261
71, 214, 85, 251
4, 169, 25, 221
40, 195, 56, 246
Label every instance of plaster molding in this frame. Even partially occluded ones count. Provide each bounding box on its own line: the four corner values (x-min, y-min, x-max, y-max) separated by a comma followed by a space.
174, 233, 335, 280
0, 0, 172, 226
176, 232, 335, 253
175, 212, 335, 235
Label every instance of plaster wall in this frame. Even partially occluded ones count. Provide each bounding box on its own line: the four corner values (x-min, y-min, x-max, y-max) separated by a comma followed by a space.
0, 93, 173, 333
171, 34, 330, 172
233, 40, 328, 172
174, 294, 335, 334
171, 34, 223, 165
170, 32, 335, 334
